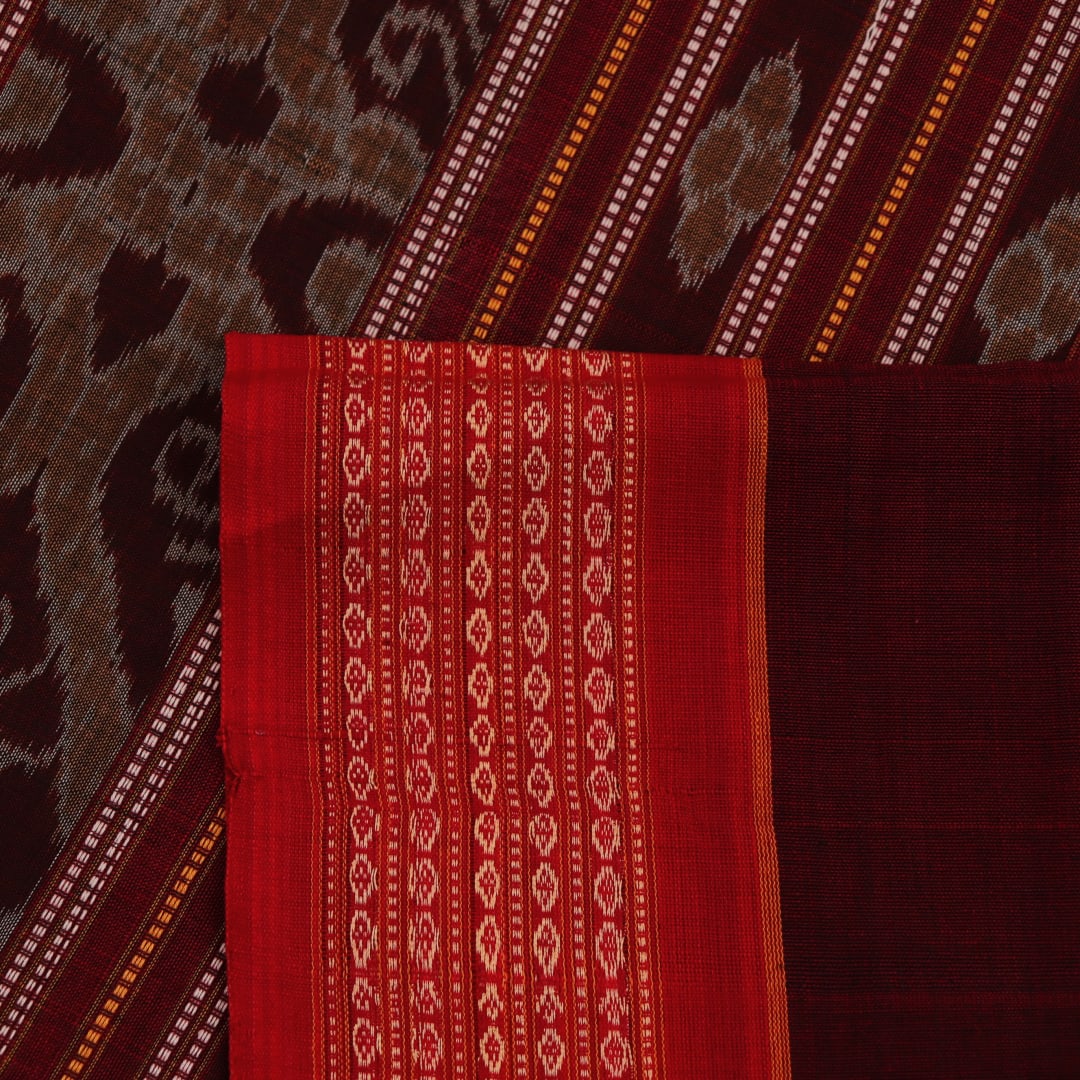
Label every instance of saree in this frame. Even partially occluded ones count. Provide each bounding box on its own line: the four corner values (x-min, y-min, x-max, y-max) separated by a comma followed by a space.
1, 0, 1080, 1073
222, 334, 1080, 1078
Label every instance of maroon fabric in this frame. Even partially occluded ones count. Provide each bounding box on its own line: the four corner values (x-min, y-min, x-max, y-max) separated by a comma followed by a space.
764, 362, 1080, 1077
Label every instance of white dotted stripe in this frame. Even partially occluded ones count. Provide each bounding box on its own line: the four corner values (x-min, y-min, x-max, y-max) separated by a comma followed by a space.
544, 0, 749, 349
714, 0, 923, 355
365, 0, 573, 339
881, 0, 1080, 364
0, 614, 221, 1054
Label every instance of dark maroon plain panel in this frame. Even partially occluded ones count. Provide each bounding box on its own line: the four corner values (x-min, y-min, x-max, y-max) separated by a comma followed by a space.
763, 362, 1080, 1079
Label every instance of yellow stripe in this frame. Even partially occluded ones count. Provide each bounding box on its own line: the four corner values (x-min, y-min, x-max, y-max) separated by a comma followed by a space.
470, 0, 653, 341
59, 806, 226, 1079
810, 1, 996, 361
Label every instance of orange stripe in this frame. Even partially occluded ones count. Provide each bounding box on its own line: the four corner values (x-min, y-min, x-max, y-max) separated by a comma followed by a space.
810, 0, 997, 361
470, 0, 653, 341
743, 358, 791, 1079
59, 805, 226, 1079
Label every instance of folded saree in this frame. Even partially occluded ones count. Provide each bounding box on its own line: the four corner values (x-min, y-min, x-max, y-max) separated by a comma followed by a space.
222, 335, 1080, 1079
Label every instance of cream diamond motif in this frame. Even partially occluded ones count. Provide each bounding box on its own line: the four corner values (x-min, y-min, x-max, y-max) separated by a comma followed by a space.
527, 715, 552, 758
591, 816, 620, 859
410, 911, 439, 970
532, 917, 561, 976
526, 763, 554, 807
475, 810, 500, 854
344, 658, 371, 702
401, 395, 431, 436
529, 813, 557, 856
584, 612, 612, 660
467, 398, 491, 438
522, 553, 550, 603
401, 549, 431, 596
402, 493, 431, 540
587, 764, 618, 812
522, 609, 550, 657
351, 853, 377, 906
343, 493, 370, 538
343, 551, 371, 591
476, 915, 501, 973
468, 444, 492, 489
470, 713, 495, 757
468, 662, 492, 709
402, 659, 431, 706
475, 859, 501, 909
412, 1022, 443, 1070
537, 1028, 566, 1077
595, 921, 625, 979
479, 984, 502, 1021
467, 495, 491, 541
586, 716, 614, 760
408, 760, 436, 803
409, 857, 438, 905
524, 445, 550, 492
401, 442, 431, 487
584, 449, 612, 496
347, 758, 374, 801
593, 865, 622, 917
343, 439, 371, 483
350, 804, 378, 848
400, 605, 432, 651
524, 399, 551, 439
467, 608, 492, 654
583, 555, 612, 605
467, 551, 492, 598
471, 762, 497, 806
584, 402, 612, 443
601, 1031, 631, 1077
479, 1026, 505, 1073
352, 1016, 379, 1067
531, 863, 558, 912
411, 806, 440, 850
584, 502, 612, 549
536, 985, 564, 1025
584, 667, 614, 713
522, 497, 550, 544
523, 664, 551, 711
345, 392, 372, 432
343, 603, 369, 648
350, 910, 376, 968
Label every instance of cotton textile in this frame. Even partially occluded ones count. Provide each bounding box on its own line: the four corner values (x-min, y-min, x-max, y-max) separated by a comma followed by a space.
4, 0, 1080, 1071
222, 335, 1080, 1078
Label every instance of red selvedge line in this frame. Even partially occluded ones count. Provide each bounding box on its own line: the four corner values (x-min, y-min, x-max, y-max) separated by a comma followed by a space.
376, 342, 406, 1079
438, 343, 470, 1079
316, 337, 348, 1077
497, 350, 530, 1078
557, 350, 592, 1080
617, 353, 660, 1079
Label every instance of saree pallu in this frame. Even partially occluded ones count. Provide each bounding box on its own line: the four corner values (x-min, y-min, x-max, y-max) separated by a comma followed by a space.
222, 334, 1080, 1079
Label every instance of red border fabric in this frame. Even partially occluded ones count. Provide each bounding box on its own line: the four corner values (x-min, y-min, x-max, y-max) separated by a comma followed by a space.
221, 335, 785, 1079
